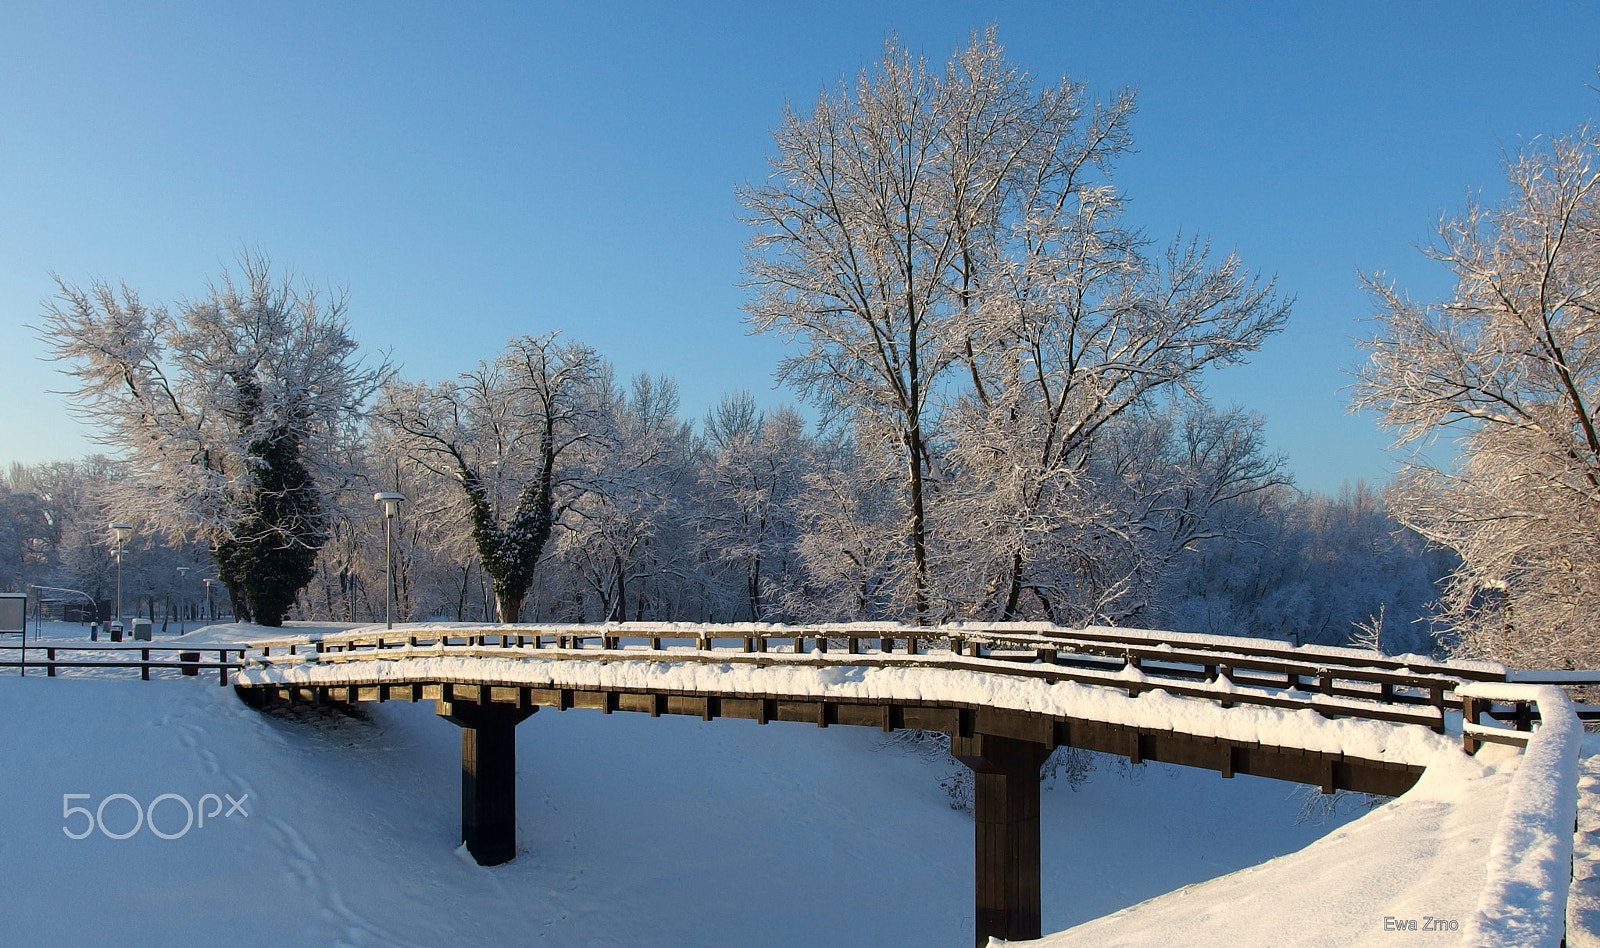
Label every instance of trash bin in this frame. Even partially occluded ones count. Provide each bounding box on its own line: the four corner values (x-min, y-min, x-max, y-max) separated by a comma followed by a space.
132, 618, 153, 641
109, 621, 124, 643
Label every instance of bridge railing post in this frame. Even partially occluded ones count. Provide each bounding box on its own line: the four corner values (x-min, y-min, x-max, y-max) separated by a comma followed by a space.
1462, 695, 1483, 755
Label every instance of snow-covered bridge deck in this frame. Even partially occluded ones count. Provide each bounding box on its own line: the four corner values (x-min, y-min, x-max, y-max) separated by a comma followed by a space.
219, 621, 1533, 946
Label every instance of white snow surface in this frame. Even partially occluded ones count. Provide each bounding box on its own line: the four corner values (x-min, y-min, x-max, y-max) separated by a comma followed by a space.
1569, 736, 1600, 948
1029, 744, 1520, 947
11, 620, 1586, 947
1, 623, 1375, 947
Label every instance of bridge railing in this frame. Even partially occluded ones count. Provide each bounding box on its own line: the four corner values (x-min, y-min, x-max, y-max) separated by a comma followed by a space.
232, 622, 1527, 737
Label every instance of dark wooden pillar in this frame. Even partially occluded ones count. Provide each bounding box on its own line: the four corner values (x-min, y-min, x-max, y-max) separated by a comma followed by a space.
437, 700, 536, 866
951, 732, 1052, 947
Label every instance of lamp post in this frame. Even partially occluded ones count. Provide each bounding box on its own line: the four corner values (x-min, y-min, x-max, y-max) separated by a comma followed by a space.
203, 578, 215, 622
109, 523, 133, 637
175, 566, 190, 634
374, 493, 406, 630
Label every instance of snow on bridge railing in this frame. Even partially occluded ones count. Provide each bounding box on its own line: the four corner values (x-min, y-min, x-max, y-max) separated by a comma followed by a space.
232, 622, 1512, 735
1454, 683, 1582, 948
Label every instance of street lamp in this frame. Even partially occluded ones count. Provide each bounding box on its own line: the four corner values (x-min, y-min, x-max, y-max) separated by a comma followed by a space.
175, 566, 190, 634
374, 493, 406, 630
202, 578, 216, 622
109, 523, 133, 638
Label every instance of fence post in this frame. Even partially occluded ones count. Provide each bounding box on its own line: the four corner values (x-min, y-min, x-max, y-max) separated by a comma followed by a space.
1462, 695, 1482, 755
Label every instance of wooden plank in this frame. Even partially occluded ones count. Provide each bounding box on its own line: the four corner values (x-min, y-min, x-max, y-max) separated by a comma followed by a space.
618, 693, 653, 714
903, 706, 959, 733
835, 703, 881, 728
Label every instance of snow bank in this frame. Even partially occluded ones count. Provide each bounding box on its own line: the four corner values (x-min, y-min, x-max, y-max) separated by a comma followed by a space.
1030, 743, 1518, 947
238, 651, 1457, 766
1566, 735, 1600, 947
1455, 683, 1582, 948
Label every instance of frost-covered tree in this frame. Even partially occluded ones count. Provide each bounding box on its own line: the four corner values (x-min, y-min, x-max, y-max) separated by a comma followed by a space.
743, 31, 1286, 621
697, 393, 813, 620
560, 373, 697, 622
742, 31, 1083, 619
39, 254, 386, 625
377, 333, 605, 623
1354, 124, 1600, 668
1154, 482, 1453, 655
1041, 405, 1288, 626
781, 420, 907, 620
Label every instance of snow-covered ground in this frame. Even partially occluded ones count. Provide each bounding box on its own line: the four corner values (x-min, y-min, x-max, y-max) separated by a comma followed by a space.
0, 621, 1590, 947
1034, 745, 1518, 946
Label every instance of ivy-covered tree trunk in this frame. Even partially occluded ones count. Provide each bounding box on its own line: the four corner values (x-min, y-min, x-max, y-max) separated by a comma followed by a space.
214, 422, 327, 627
461, 423, 556, 623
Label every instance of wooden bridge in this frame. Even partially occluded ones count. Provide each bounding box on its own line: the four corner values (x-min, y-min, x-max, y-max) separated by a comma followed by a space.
2, 623, 1550, 946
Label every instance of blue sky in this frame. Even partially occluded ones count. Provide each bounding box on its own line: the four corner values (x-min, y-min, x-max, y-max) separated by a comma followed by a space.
2, 1, 1597, 494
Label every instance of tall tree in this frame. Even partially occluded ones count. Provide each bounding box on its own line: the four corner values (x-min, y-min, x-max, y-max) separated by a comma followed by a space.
378, 333, 605, 623
561, 373, 696, 622
698, 393, 813, 620
743, 31, 1286, 621
742, 32, 1118, 619
1354, 124, 1600, 668
39, 254, 386, 625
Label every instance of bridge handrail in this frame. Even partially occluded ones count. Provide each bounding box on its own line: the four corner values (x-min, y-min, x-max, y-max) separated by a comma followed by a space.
235, 622, 1505, 679
1454, 683, 1580, 948
248, 635, 1468, 696
232, 621, 1504, 672
237, 632, 1492, 733
244, 642, 1457, 731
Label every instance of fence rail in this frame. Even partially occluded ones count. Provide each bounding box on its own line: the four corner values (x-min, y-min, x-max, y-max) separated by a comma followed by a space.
0, 645, 244, 685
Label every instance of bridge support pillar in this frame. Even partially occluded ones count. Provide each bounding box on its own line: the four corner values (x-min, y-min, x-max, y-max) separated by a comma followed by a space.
951, 733, 1052, 948
437, 700, 536, 866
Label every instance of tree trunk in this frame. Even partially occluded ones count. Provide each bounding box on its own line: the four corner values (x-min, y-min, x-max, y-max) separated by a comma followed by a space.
1002, 550, 1025, 620
495, 589, 524, 624
908, 428, 929, 624
747, 554, 762, 621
